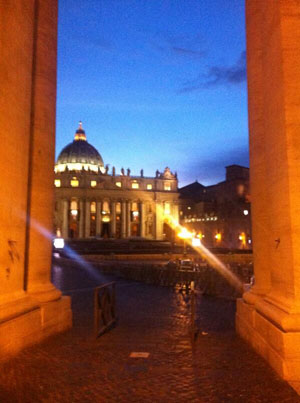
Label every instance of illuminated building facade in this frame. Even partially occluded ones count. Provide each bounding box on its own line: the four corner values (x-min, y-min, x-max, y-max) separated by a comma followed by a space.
179, 165, 251, 250
54, 123, 179, 240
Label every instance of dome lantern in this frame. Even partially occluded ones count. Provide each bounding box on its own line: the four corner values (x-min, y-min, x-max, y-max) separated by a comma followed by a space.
74, 121, 87, 141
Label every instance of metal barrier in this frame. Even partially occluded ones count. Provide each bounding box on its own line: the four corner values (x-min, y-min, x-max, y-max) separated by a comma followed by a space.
94, 282, 116, 338
189, 281, 197, 346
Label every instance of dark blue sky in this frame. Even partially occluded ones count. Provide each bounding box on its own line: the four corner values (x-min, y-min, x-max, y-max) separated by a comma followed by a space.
56, 0, 248, 187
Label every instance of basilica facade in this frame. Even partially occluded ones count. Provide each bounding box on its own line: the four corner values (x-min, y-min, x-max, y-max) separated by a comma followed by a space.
54, 123, 179, 240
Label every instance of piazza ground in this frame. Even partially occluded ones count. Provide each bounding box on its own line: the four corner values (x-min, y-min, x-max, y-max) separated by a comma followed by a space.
0, 259, 298, 403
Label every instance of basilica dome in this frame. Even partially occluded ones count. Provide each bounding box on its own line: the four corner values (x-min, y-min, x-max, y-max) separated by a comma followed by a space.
55, 122, 105, 173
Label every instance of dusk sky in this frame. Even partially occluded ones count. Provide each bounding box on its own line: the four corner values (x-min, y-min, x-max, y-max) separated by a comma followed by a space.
56, 0, 248, 187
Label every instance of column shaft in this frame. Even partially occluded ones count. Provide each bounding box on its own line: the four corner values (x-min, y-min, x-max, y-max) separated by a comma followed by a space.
121, 201, 126, 238
140, 202, 145, 237
85, 200, 90, 238
96, 201, 101, 236
127, 201, 131, 237
111, 201, 116, 238
62, 200, 69, 239
79, 200, 84, 238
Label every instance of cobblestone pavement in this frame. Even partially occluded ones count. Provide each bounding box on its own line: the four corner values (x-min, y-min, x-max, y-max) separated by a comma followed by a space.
0, 258, 299, 403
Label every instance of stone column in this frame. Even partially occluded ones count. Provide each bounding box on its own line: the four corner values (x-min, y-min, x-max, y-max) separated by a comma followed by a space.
111, 201, 116, 238
140, 202, 145, 237
127, 201, 131, 237
236, 0, 300, 384
24, 0, 61, 302
85, 200, 90, 238
0, 0, 72, 355
172, 202, 179, 224
0, 0, 38, 321
121, 201, 127, 238
79, 200, 84, 238
155, 202, 163, 240
96, 201, 102, 236
62, 200, 69, 239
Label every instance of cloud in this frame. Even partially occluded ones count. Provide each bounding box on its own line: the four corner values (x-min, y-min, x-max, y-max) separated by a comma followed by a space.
178, 50, 247, 93
151, 31, 206, 60
171, 46, 205, 58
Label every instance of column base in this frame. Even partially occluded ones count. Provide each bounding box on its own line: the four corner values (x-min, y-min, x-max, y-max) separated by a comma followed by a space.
0, 294, 72, 361
236, 298, 300, 385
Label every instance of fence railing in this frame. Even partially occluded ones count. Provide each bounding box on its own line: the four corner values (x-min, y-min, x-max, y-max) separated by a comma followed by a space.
94, 282, 116, 338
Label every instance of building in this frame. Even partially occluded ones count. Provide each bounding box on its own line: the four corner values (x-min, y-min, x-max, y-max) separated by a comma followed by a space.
179, 165, 251, 250
54, 123, 179, 240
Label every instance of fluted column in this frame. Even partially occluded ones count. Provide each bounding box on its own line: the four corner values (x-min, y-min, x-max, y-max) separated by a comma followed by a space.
62, 199, 69, 239
85, 200, 90, 238
79, 200, 84, 238
96, 201, 102, 236
127, 201, 131, 237
121, 201, 126, 238
111, 201, 116, 238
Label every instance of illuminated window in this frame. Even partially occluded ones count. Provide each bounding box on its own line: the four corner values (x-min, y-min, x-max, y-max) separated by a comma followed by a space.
71, 200, 78, 210
131, 181, 139, 189
91, 180, 97, 187
54, 179, 61, 187
70, 200, 78, 217
102, 201, 110, 214
116, 202, 121, 214
164, 183, 171, 191
215, 233, 222, 241
237, 184, 245, 196
116, 182, 122, 188
164, 202, 171, 215
147, 184, 152, 190
90, 201, 96, 213
70, 177, 79, 187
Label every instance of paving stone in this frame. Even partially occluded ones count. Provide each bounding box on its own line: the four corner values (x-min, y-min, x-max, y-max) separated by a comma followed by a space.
0, 260, 299, 402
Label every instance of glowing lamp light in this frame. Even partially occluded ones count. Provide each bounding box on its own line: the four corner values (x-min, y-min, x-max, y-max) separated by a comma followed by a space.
243, 209, 249, 216
215, 233, 221, 241
71, 209, 78, 217
177, 228, 192, 240
53, 238, 64, 249
192, 238, 201, 247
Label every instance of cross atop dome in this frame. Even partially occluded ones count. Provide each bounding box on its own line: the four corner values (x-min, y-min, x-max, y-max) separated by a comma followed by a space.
74, 121, 87, 141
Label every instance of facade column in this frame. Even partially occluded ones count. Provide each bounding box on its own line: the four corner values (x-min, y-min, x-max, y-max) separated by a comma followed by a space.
140, 202, 145, 237
85, 200, 90, 238
62, 199, 69, 239
111, 201, 116, 238
121, 201, 127, 238
127, 201, 131, 237
236, 0, 300, 384
79, 199, 84, 238
172, 202, 179, 224
155, 202, 163, 240
96, 201, 102, 236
